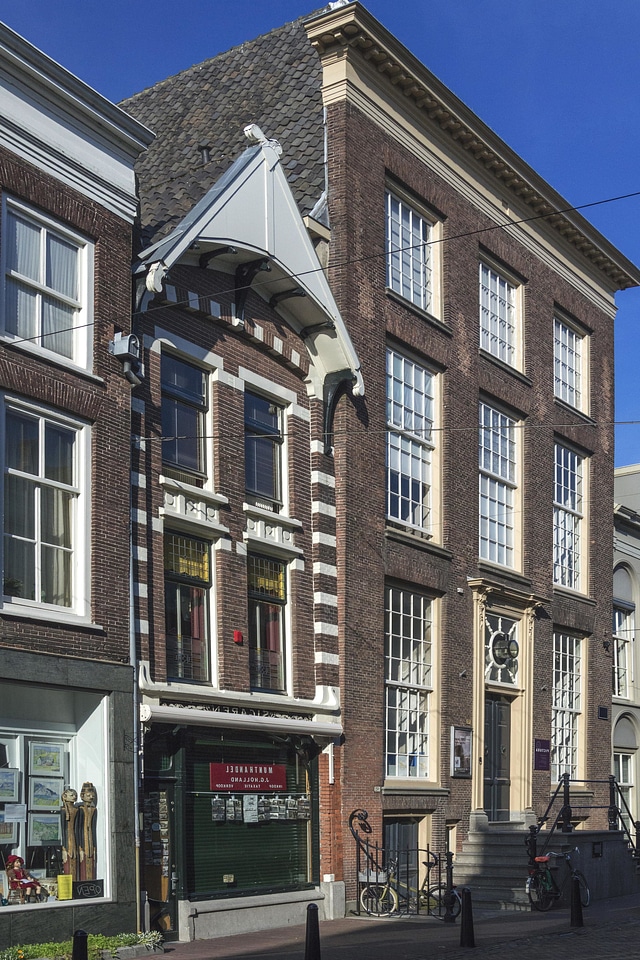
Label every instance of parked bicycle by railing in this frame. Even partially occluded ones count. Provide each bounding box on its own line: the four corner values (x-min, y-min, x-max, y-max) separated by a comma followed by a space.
359, 853, 462, 918
527, 847, 590, 911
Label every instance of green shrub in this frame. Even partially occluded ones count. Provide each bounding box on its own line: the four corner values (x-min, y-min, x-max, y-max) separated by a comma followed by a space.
0, 931, 164, 960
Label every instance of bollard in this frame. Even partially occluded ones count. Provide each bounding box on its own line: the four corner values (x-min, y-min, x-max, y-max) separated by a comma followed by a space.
459, 888, 475, 948
72, 930, 88, 960
570, 877, 583, 928
305, 902, 321, 960
443, 851, 456, 923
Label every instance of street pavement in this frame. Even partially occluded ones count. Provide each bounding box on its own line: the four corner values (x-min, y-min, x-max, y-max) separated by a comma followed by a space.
163, 892, 640, 960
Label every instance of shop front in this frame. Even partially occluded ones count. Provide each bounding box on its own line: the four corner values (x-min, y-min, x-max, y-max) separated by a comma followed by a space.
141, 717, 324, 940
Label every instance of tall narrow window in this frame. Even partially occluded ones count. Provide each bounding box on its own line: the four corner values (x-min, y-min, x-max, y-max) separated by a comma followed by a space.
161, 355, 206, 484
386, 347, 435, 534
386, 191, 437, 314
248, 554, 286, 693
3, 404, 82, 609
613, 566, 635, 699
554, 317, 584, 411
478, 402, 517, 567
479, 262, 519, 367
553, 443, 584, 590
614, 752, 633, 833
164, 533, 210, 682
245, 393, 283, 509
613, 605, 633, 699
551, 632, 582, 782
3, 201, 89, 365
385, 587, 432, 779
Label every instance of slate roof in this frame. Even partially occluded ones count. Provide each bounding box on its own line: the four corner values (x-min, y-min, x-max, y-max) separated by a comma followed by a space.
120, 13, 326, 250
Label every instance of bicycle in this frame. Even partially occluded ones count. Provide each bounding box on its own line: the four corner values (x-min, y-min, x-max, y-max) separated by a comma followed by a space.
359, 855, 462, 918
526, 847, 590, 911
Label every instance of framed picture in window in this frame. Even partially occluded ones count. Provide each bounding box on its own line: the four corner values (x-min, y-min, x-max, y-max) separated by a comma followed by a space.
29, 742, 64, 777
29, 777, 63, 812
451, 726, 472, 778
0, 813, 18, 844
28, 812, 62, 846
0, 768, 19, 803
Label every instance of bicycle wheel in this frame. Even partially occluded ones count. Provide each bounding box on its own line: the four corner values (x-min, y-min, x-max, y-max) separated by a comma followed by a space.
527, 873, 554, 912
360, 884, 398, 916
426, 884, 461, 918
572, 870, 590, 907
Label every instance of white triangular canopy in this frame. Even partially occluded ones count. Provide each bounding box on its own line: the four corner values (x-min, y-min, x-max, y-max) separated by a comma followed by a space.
136, 126, 363, 397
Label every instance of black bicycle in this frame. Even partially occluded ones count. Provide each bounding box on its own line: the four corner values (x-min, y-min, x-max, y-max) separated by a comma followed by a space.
527, 848, 590, 911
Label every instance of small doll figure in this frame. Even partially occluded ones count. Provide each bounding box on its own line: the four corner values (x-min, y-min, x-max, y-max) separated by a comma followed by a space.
6, 854, 45, 901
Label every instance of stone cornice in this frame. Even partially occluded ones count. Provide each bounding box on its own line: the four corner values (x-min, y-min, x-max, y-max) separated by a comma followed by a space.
305, 3, 640, 291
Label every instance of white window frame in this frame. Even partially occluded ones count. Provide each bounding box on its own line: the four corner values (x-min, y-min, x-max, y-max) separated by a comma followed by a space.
551, 632, 582, 782
614, 751, 634, 833
386, 189, 441, 317
613, 602, 634, 699
385, 586, 432, 780
554, 316, 587, 412
553, 442, 585, 591
386, 347, 437, 536
478, 401, 518, 568
479, 260, 522, 369
1, 196, 92, 371
1, 396, 90, 620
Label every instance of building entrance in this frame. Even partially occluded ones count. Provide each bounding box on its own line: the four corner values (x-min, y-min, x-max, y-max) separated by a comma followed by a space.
484, 695, 511, 821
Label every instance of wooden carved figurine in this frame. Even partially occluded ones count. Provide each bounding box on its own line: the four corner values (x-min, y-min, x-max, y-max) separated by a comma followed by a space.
75, 782, 97, 881
61, 786, 79, 879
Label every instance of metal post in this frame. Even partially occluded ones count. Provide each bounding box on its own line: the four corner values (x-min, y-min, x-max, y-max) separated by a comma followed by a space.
304, 903, 321, 960
560, 773, 573, 833
459, 888, 475, 947
635, 821, 640, 854
72, 930, 88, 960
525, 824, 538, 866
443, 851, 456, 923
570, 877, 584, 928
607, 775, 619, 831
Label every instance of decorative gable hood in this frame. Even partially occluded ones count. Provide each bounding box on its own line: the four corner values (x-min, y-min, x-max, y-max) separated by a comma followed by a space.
134, 124, 363, 400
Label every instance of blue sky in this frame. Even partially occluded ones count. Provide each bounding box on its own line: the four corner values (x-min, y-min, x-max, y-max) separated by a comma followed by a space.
3, 0, 639, 466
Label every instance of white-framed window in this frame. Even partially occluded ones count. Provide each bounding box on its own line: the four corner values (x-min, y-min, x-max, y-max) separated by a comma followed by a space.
479, 261, 520, 368
478, 402, 517, 567
385, 586, 432, 779
2, 197, 92, 368
554, 317, 586, 411
245, 392, 283, 511
386, 347, 436, 535
0, 682, 109, 895
553, 442, 584, 590
248, 553, 287, 694
164, 532, 211, 683
161, 353, 207, 485
2, 398, 88, 615
613, 604, 634, 699
613, 565, 635, 700
386, 190, 440, 316
614, 751, 634, 833
551, 632, 582, 782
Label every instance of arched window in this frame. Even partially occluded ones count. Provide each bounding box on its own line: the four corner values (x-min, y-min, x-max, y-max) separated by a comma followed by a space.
613, 566, 635, 699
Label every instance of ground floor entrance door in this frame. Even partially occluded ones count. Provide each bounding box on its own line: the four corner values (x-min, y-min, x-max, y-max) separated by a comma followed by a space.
384, 817, 419, 891
484, 695, 511, 821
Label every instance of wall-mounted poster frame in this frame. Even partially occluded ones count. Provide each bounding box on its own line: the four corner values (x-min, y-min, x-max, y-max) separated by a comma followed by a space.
0, 767, 19, 802
28, 812, 62, 846
0, 813, 18, 844
29, 777, 63, 811
451, 725, 472, 778
29, 742, 64, 777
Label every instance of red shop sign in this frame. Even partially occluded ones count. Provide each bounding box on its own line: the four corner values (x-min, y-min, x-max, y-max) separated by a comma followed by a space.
210, 762, 287, 792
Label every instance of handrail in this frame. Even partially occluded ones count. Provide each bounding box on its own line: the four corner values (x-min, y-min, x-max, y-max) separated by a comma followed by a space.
527, 773, 640, 857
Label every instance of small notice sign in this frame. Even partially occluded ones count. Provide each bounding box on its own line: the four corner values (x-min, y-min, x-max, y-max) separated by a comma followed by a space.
534, 739, 550, 771
210, 762, 287, 792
